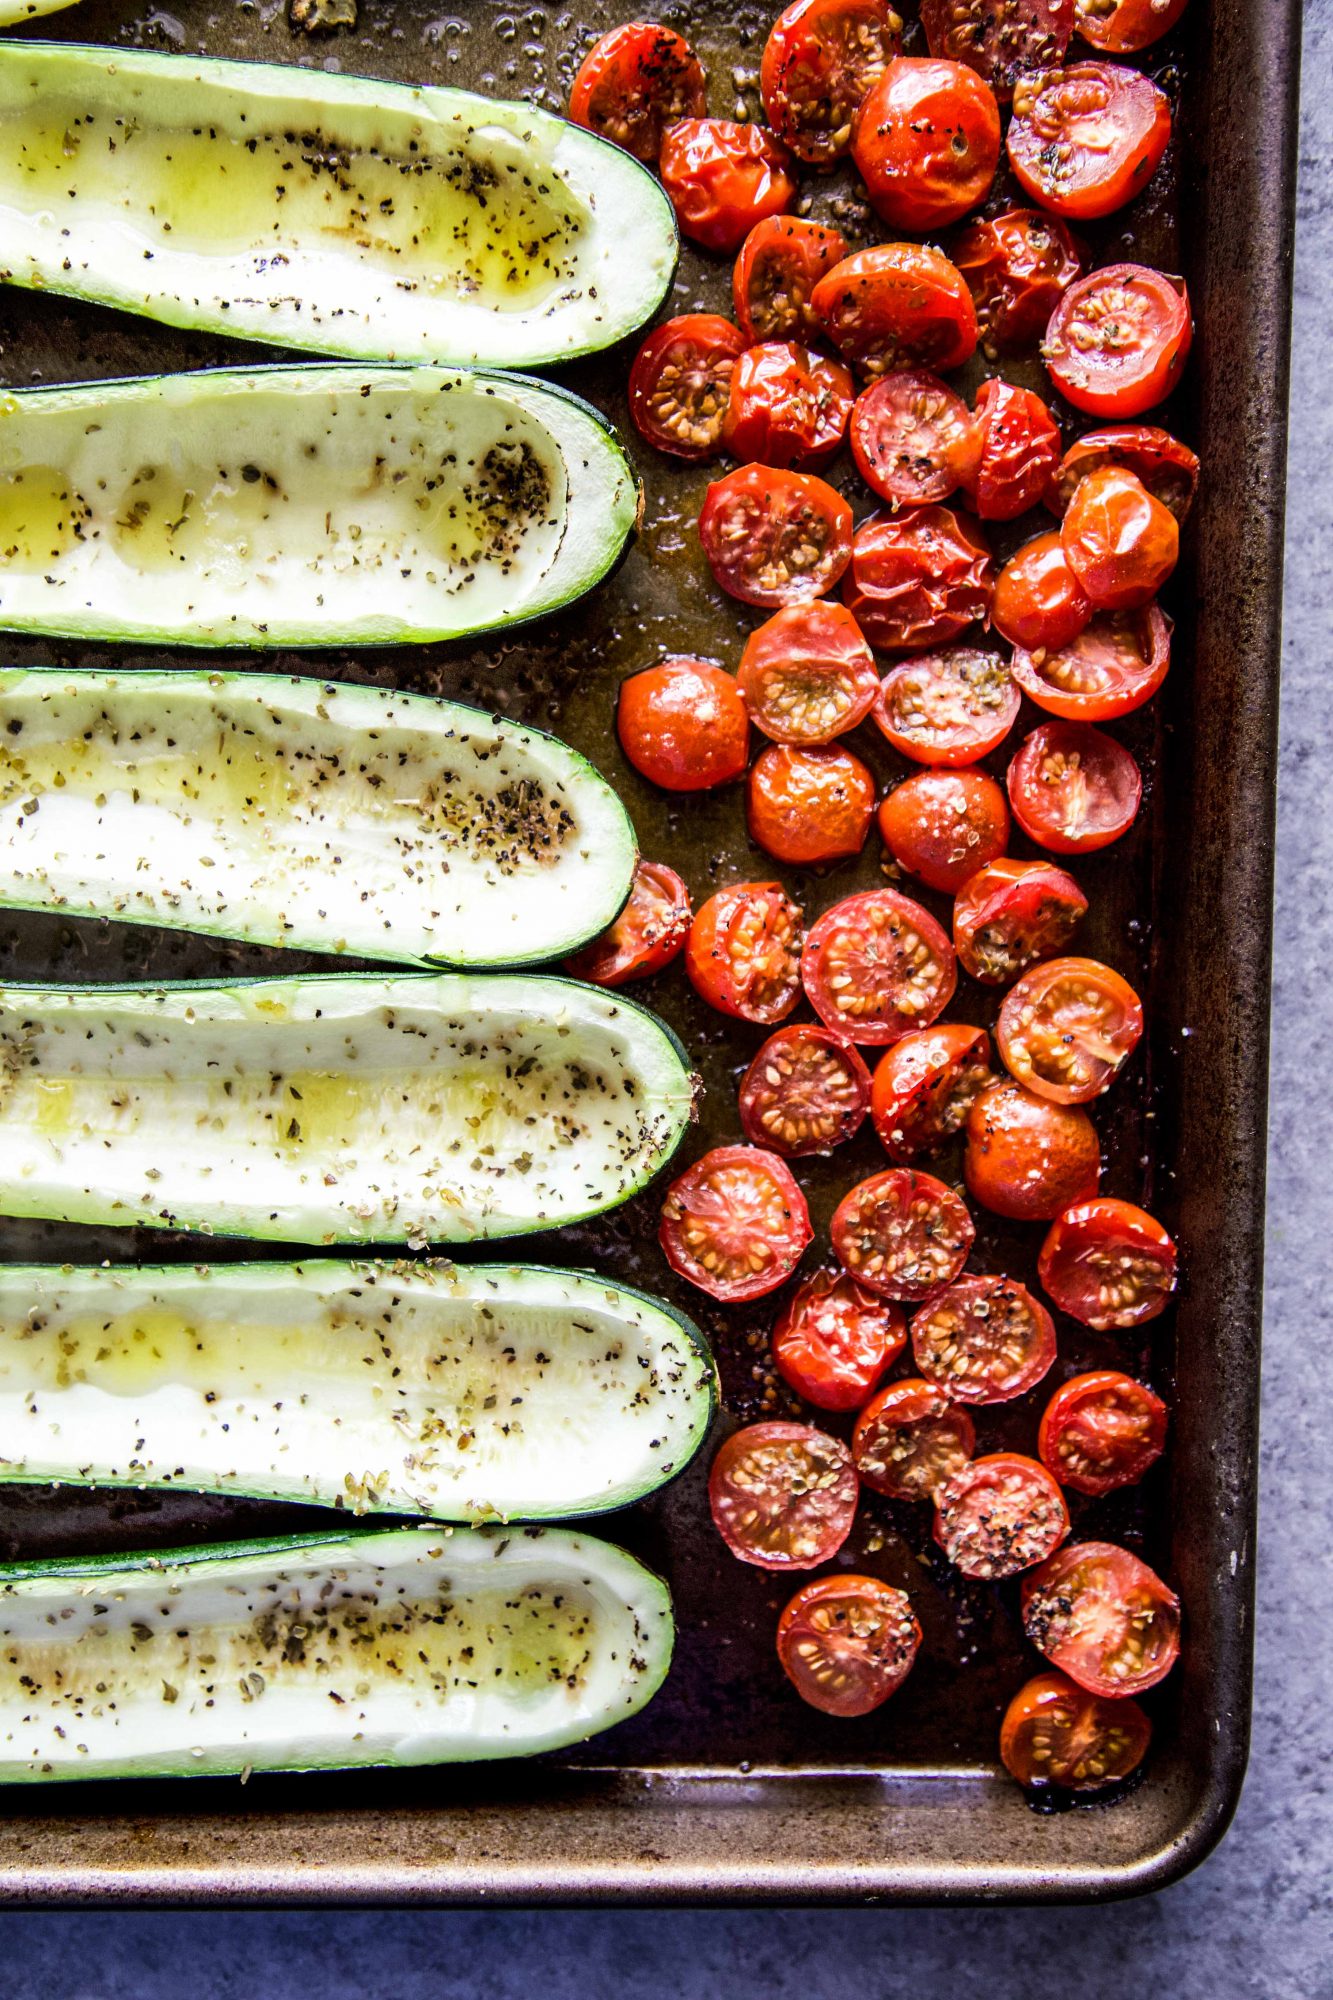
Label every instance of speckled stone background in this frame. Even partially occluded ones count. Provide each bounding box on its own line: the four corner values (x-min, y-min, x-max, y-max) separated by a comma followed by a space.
0, 3, 1328, 1991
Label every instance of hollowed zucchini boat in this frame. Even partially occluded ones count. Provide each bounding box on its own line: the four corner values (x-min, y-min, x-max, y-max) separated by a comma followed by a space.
0, 1525, 673, 1781
0, 1259, 715, 1518
0, 971, 693, 1244
0, 41, 676, 365
0, 669, 636, 966
0, 365, 639, 647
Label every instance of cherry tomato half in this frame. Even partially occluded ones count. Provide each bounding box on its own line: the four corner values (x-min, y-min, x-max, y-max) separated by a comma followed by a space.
628, 314, 747, 462
1060, 466, 1179, 609
965, 1078, 1100, 1220
569, 22, 707, 161
564, 859, 693, 986
831, 1167, 975, 1298
1038, 1196, 1178, 1329
710, 1421, 858, 1568
1045, 264, 1193, 418
1022, 1541, 1181, 1696
1000, 1670, 1152, 1791
1039, 1371, 1168, 1496
953, 857, 1088, 985
1010, 604, 1170, 722
1008, 62, 1170, 220
734, 215, 849, 344
748, 743, 877, 866
739, 1024, 872, 1158
853, 1377, 976, 1499
871, 1023, 993, 1162
662, 1145, 813, 1302
963, 379, 1062, 522
1073, 0, 1189, 54
852, 56, 1002, 232
700, 464, 854, 608
922, 0, 1073, 97
737, 601, 881, 745
912, 1274, 1057, 1404
771, 1265, 905, 1408
935, 1453, 1070, 1579
761, 0, 904, 164
992, 532, 1093, 652
849, 371, 979, 508
951, 207, 1085, 354
777, 1574, 921, 1715
813, 244, 979, 378
1049, 423, 1200, 523
686, 881, 804, 1023
1007, 720, 1143, 853
875, 647, 1017, 765
997, 955, 1144, 1104
803, 888, 958, 1045
618, 656, 749, 791
724, 342, 855, 469
844, 508, 994, 654
878, 767, 1010, 893
660, 118, 796, 253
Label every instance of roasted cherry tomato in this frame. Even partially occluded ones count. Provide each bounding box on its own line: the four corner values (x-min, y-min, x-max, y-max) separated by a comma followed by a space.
686, 880, 804, 1023
963, 379, 1061, 522
951, 207, 1085, 354
1022, 1541, 1181, 1696
921, 0, 1073, 98
628, 314, 747, 462
660, 118, 796, 253
771, 1265, 905, 1408
1008, 62, 1170, 220
870, 1023, 993, 1162
1007, 720, 1143, 853
852, 56, 1001, 231
878, 768, 1010, 893
803, 888, 957, 1045
724, 342, 855, 469
935, 1453, 1069, 1579
777, 1574, 921, 1715
953, 857, 1088, 984
1000, 1670, 1152, 1791
965, 1078, 1100, 1220
564, 860, 693, 987
1060, 466, 1179, 609
831, 1167, 975, 1299
1011, 604, 1170, 722
700, 464, 854, 608
738, 601, 881, 745
760, 0, 904, 164
1045, 264, 1192, 418
844, 508, 994, 654
1039, 1371, 1167, 1496
748, 743, 877, 865
740, 1024, 873, 1159
853, 1377, 976, 1499
912, 1274, 1057, 1404
710, 1421, 858, 1568
1049, 423, 1199, 523
1073, 0, 1189, 53
662, 1145, 813, 1302
1038, 1196, 1177, 1329
875, 647, 1017, 765
813, 244, 979, 378
734, 215, 849, 343
991, 532, 1092, 651
849, 371, 979, 507
569, 22, 707, 161
997, 955, 1143, 1104
618, 656, 749, 792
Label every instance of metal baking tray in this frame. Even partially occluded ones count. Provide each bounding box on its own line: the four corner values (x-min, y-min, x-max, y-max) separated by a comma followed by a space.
0, 0, 1299, 1903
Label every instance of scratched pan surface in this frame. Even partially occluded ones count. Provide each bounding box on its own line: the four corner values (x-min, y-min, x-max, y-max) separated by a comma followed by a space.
0, 0, 1297, 1902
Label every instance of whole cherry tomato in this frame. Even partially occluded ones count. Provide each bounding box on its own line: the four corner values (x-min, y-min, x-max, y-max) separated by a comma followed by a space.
991, 532, 1092, 651
734, 215, 849, 343
951, 207, 1085, 354
963, 379, 1062, 521
965, 1077, 1100, 1220
877, 767, 1010, 892
1008, 62, 1171, 219
1007, 720, 1143, 852
813, 244, 978, 377
849, 371, 979, 507
1038, 1371, 1167, 1496
853, 1377, 976, 1500
912, 1275, 1057, 1404
935, 1453, 1069, 1579
1060, 466, 1179, 608
737, 601, 881, 744
747, 743, 877, 865
761, 0, 904, 163
660, 118, 796, 252
771, 1265, 905, 1408
953, 857, 1088, 984
740, 1027, 872, 1158
1038, 1196, 1177, 1328
997, 955, 1143, 1104
852, 57, 1002, 231
700, 465, 854, 608
870, 1022, 993, 1161
618, 657, 749, 791
564, 859, 692, 986
1048, 423, 1200, 522
686, 880, 804, 1023
723, 342, 855, 469
663, 1147, 813, 1302
803, 888, 958, 1045
569, 22, 707, 161
1010, 604, 1170, 722
920, 0, 1073, 99
628, 314, 747, 461
710, 1422, 858, 1565
777, 1574, 921, 1715
844, 508, 993, 653
1000, 1670, 1152, 1791
1045, 264, 1193, 418
1022, 1541, 1181, 1696
832, 1167, 975, 1298
1073, 0, 1189, 53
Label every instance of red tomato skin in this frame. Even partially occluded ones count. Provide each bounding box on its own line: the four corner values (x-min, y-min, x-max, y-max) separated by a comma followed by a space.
911, 1274, 1057, 1405
686, 881, 804, 1024
564, 860, 692, 987
662, 1146, 813, 1302
1000, 1670, 1152, 1791
760, 0, 904, 164
628, 314, 747, 462
1038, 1371, 1168, 1497
1007, 720, 1143, 854
1060, 466, 1179, 610
710, 1421, 859, 1568
660, 119, 797, 253
849, 371, 979, 507
831, 1167, 976, 1299
992, 532, 1092, 651
812, 244, 979, 378
723, 342, 855, 469
878, 768, 1010, 893
920, 0, 1074, 100
953, 857, 1089, 984
803, 888, 958, 1046
771, 1266, 906, 1409
934, 1452, 1070, 1579
1022, 1541, 1181, 1696
852, 57, 1002, 232
853, 1377, 977, 1500
568, 23, 707, 161
740, 1027, 872, 1158
700, 465, 854, 609
965, 1078, 1100, 1220
1010, 603, 1171, 724
618, 658, 749, 792
738, 601, 880, 745
1045, 265, 1193, 419
964, 379, 1062, 522
1049, 423, 1200, 523
734, 215, 849, 344
1074, 0, 1189, 54
748, 743, 877, 866
951, 207, 1086, 354
870, 1022, 992, 1162
777, 1574, 921, 1715
1038, 1196, 1178, 1329
875, 647, 1019, 767
996, 954, 1144, 1105
843, 507, 994, 654
1007, 62, 1171, 221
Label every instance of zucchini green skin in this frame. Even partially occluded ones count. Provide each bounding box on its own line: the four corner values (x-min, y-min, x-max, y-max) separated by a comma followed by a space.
0, 364, 640, 648
0, 668, 637, 967
0, 41, 677, 364
0, 1258, 717, 1519
0, 1525, 674, 1781
0, 970, 695, 1245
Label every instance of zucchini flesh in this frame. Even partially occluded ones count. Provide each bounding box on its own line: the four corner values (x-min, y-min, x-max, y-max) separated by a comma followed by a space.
0, 1259, 715, 1518
0, 42, 676, 365
0, 3, 77, 24
0, 972, 693, 1244
0, 365, 638, 647
0, 669, 636, 967
0, 1525, 672, 1781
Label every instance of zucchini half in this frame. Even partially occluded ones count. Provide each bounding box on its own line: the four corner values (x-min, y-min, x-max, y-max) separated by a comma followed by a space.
0, 365, 638, 647
0, 2, 77, 24
0, 669, 636, 966
0, 971, 694, 1244
0, 1524, 673, 1781
0, 1259, 716, 1519
0, 41, 676, 365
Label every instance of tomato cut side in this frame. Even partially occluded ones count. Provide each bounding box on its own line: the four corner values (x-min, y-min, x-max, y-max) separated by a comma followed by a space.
851, 56, 1002, 232
618, 656, 750, 792
849, 371, 979, 507
951, 207, 1085, 354
710, 1421, 859, 1568
1038, 1196, 1178, 1329
777, 1575, 921, 1715
700, 464, 854, 608
953, 857, 1089, 985
875, 647, 1017, 765
771, 1265, 906, 1409
1060, 467, 1179, 610
963, 378, 1062, 522
1000, 1671, 1152, 1791
1010, 604, 1169, 721
1045, 264, 1193, 418
997, 955, 1144, 1104
660, 118, 796, 253
813, 244, 979, 378
920, 0, 1073, 99
734, 215, 850, 344
844, 508, 994, 655
628, 314, 747, 462
1073, 0, 1189, 53
965, 1078, 1100, 1220
934, 1453, 1069, 1579
723, 342, 855, 469
878, 767, 1010, 893
911, 1274, 1057, 1404
871, 1023, 993, 1162
992, 532, 1092, 652
739, 1025, 872, 1159
1022, 1541, 1181, 1696
748, 743, 877, 866
569, 23, 708, 161
687, 881, 805, 1024
831, 1167, 975, 1299
662, 1146, 813, 1302
1008, 62, 1171, 220
1007, 720, 1143, 853
564, 860, 692, 987
1049, 423, 1200, 522
738, 601, 881, 745
1038, 1371, 1168, 1496
760, 0, 904, 164
803, 888, 958, 1045
853, 1377, 976, 1500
